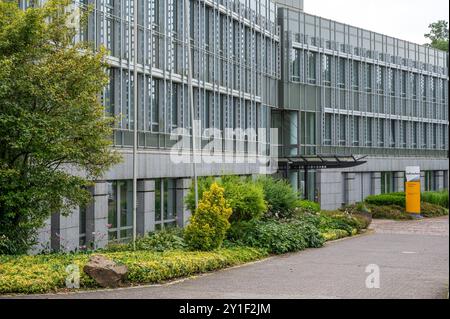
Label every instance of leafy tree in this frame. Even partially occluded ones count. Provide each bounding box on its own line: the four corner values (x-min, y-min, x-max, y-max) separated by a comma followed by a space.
0, 0, 121, 254
424, 20, 449, 52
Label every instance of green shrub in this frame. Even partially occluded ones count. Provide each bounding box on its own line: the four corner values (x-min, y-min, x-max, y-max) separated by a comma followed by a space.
184, 183, 232, 251
227, 219, 324, 254
223, 176, 267, 222
321, 229, 350, 241
185, 176, 216, 212
0, 247, 267, 294
133, 228, 186, 252
421, 190, 449, 208
319, 210, 368, 234
420, 202, 449, 218
367, 204, 413, 220
256, 176, 300, 219
340, 203, 372, 229
186, 176, 267, 222
365, 194, 406, 207
296, 200, 321, 213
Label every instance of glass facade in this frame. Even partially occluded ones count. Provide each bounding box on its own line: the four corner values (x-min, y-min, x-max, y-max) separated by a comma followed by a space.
107, 180, 133, 242
280, 9, 448, 159
74, 0, 280, 155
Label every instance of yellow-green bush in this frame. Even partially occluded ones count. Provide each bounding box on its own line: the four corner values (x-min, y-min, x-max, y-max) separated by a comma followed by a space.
321, 229, 350, 241
0, 247, 267, 295
184, 183, 233, 251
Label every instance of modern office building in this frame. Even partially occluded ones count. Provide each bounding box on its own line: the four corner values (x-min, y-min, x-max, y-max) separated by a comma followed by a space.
19, 0, 448, 252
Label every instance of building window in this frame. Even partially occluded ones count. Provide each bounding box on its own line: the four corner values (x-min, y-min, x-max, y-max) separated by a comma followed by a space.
155, 179, 177, 230
322, 55, 331, 85
352, 61, 359, 90
378, 119, 385, 147
424, 171, 436, 191
107, 181, 133, 242
381, 172, 394, 194
339, 115, 346, 146
390, 120, 396, 148
364, 64, 372, 91
292, 49, 300, 82
353, 117, 360, 146
324, 113, 332, 145
79, 206, 87, 247
366, 118, 373, 147
307, 52, 316, 84
338, 58, 346, 88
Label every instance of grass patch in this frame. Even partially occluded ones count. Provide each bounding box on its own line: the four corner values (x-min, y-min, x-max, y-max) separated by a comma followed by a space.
0, 247, 267, 295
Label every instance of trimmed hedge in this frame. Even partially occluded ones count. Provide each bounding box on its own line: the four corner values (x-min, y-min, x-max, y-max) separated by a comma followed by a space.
0, 247, 267, 295
365, 191, 449, 209
365, 194, 406, 207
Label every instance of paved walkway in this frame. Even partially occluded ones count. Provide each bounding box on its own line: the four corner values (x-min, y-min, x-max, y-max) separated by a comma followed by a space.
8, 216, 450, 299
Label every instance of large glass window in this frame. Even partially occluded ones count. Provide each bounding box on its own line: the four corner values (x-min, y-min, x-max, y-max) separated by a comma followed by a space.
352, 61, 359, 90
381, 172, 394, 194
424, 171, 436, 191
155, 178, 177, 230
79, 206, 87, 247
364, 64, 372, 91
338, 58, 346, 88
322, 55, 331, 85
307, 52, 316, 84
292, 49, 300, 81
324, 113, 332, 145
107, 181, 133, 242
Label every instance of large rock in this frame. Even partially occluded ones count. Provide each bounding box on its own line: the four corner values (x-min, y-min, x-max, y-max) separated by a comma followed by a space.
83, 255, 128, 288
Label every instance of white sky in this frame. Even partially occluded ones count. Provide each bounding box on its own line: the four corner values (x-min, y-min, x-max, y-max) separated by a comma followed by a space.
304, 0, 449, 45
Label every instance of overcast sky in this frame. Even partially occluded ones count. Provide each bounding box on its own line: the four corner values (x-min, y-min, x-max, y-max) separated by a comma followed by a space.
304, 0, 449, 45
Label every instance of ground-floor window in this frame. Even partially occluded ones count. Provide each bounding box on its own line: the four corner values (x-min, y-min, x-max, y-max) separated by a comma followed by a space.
79, 206, 87, 247
381, 172, 394, 194
155, 178, 177, 230
424, 171, 436, 191
107, 180, 133, 242
289, 169, 317, 202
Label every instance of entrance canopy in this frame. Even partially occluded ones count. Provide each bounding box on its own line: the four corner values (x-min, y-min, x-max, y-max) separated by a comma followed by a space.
278, 155, 368, 170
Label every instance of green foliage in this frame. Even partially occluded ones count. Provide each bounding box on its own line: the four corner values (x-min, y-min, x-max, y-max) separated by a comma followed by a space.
367, 204, 413, 220
321, 229, 350, 241
425, 20, 449, 52
319, 210, 368, 234
296, 200, 321, 213
104, 228, 187, 253
0, 0, 121, 254
0, 247, 267, 294
420, 202, 449, 218
256, 176, 300, 219
133, 228, 186, 252
421, 190, 448, 208
184, 183, 232, 251
365, 194, 406, 207
223, 176, 267, 222
227, 219, 324, 254
185, 176, 216, 212
186, 176, 267, 222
